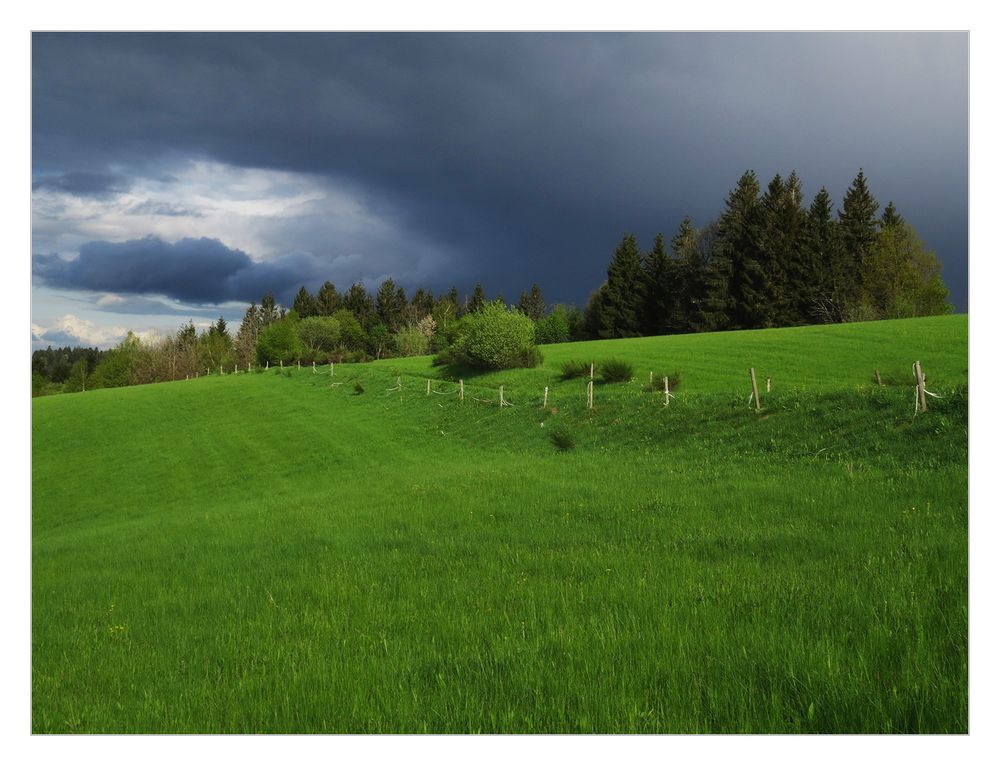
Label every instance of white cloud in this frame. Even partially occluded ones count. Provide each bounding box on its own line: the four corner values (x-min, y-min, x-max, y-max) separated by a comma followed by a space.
33, 314, 130, 349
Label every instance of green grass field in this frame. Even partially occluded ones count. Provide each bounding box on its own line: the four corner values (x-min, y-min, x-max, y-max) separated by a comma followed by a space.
31, 315, 968, 733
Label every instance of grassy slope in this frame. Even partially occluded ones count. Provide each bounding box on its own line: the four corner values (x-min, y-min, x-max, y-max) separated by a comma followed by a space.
32, 315, 968, 733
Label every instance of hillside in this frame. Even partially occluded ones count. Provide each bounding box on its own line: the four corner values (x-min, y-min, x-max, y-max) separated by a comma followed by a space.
31, 315, 968, 733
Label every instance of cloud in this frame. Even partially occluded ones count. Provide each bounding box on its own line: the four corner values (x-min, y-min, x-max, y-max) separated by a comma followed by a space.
31, 171, 132, 198
32, 235, 385, 306
31, 314, 130, 348
31, 32, 969, 309
126, 200, 204, 217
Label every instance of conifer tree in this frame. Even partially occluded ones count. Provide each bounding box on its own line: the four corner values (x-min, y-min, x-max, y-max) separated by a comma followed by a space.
760, 171, 807, 325
260, 292, 279, 326
517, 283, 546, 321
468, 283, 487, 314
803, 187, 849, 323
838, 169, 880, 304
641, 232, 676, 336
292, 285, 317, 318
316, 281, 340, 316
717, 170, 767, 329
376, 278, 407, 331
344, 283, 376, 329
597, 233, 646, 338
880, 201, 903, 229
233, 303, 262, 366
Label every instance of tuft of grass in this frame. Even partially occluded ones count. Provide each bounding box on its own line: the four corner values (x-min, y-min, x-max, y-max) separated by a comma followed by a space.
560, 360, 592, 380
353, 380, 365, 395
601, 358, 634, 383
548, 428, 576, 451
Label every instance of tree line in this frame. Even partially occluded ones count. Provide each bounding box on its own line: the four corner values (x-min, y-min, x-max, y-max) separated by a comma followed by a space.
31, 168, 951, 395
583, 169, 951, 339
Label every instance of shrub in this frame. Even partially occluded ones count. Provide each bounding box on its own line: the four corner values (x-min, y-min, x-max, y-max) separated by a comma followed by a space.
395, 325, 431, 357
549, 428, 576, 451
297, 316, 341, 360
560, 360, 592, 380
648, 370, 683, 391
601, 358, 634, 383
534, 305, 571, 345
445, 301, 540, 371
257, 318, 302, 365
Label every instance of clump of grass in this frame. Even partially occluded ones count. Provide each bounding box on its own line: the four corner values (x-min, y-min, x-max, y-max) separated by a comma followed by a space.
548, 428, 576, 451
649, 370, 682, 391
560, 360, 592, 380
353, 381, 365, 395
601, 358, 634, 383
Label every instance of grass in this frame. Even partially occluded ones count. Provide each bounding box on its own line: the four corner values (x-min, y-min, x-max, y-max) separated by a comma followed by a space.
31, 315, 968, 733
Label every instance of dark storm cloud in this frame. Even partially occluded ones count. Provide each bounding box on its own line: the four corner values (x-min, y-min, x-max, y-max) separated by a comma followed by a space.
32, 171, 132, 198
33, 235, 354, 306
32, 32, 969, 308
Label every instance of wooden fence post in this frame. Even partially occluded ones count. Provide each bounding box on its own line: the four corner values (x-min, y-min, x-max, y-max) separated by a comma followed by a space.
749, 367, 761, 413
587, 379, 594, 410
664, 376, 670, 406
875, 369, 882, 386
499, 385, 504, 408
543, 386, 549, 408
427, 379, 431, 396
265, 360, 269, 369
330, 362, 333, 376
649, 371, 653, 390
590, 362, 594, 381
914, 360, 927, 413
280, 360, 283, 369
766, 377, 771, 393
313, 361, 316, 374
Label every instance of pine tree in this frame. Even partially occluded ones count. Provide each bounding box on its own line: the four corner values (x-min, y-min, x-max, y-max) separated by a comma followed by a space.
316, 281, 340, 316
641, 232, 676, 336
838, 169, 880, 306
292, 286, 317, 318
517, 283, 546, 320
760, 171, 807, 325
468, 283, 487, 314
880, 201, 903, 229
802, 187, 849, 323
260, 292, 279, 326
344, 283, 376, 329
376, 278, 407, 331
598, 233, 646, 338
717, 170, 767, 329
233, 303, 262, 366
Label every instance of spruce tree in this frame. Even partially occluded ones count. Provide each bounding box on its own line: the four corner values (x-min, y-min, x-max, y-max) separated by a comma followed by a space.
717, 170, 766, 329
838, 169, 880, 307
233, 303, 262, 366
598, 233, 646, 338
517, 283, 546, 320
316, 281, 340, 316
260, 292, 279, 326
760, 171, 807, 325
880, 201, 903, 229
641, 232, 676, 336
468, 283, 487, 314
376, 278, 407, 331
803, 187, 849, 323
292, 286, 317, 318
344, 283, 376, 329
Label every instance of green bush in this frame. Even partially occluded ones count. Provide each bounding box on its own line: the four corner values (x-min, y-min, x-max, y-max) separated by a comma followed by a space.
534, 305, 571, 345
256, 318, 302, 365
297, 316, 340, 361
560, 360, 592, 380
395, 325, 430, 357
444, 301, 540, 371
601, 358, 634, 383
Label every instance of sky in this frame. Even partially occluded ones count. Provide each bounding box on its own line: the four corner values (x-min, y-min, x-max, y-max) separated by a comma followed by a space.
30, 31, 969, 349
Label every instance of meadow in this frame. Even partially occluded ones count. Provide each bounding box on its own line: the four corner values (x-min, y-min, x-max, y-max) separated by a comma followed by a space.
31, 315, 968, 733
